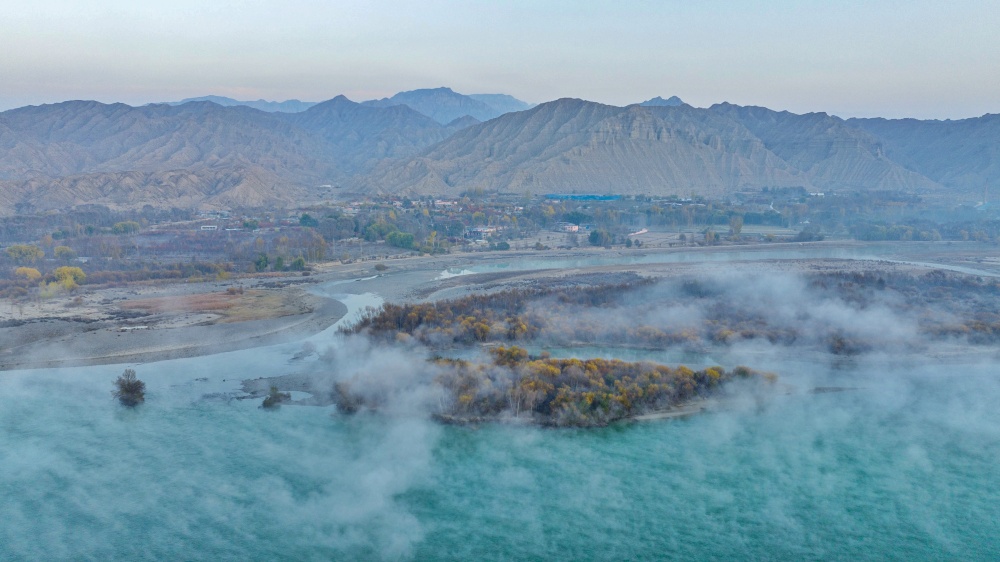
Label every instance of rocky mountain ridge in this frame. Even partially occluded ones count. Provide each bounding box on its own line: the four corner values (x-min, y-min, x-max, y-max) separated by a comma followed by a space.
847, 114, 1000, 193
359, 99, 962, 197
0, 96, 452, 213
0, 93, 995, 214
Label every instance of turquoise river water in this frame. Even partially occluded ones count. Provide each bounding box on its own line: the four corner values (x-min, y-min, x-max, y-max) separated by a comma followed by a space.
2, 254, 1000, 560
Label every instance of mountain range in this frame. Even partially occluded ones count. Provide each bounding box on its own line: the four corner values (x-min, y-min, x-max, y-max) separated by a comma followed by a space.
0, 89, 996, 215
166, 95, 319, 113
162, 88, 535, 122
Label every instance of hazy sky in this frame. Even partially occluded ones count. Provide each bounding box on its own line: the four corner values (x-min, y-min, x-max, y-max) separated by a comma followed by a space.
2, 0, 997, 118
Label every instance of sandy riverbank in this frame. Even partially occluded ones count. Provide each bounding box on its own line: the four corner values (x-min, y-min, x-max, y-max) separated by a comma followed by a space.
3, 240, 995, 371
0, 277, 346, 371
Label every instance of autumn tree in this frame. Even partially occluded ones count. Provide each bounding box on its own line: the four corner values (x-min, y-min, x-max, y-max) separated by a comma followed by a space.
301, 229, 327, 260
14, 267, 41, 281
491, 345, 528, 367
53, 266, 86, 291
5, 245, 44, 264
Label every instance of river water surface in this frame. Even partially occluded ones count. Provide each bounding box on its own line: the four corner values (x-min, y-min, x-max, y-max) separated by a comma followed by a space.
2, 252, 999, 560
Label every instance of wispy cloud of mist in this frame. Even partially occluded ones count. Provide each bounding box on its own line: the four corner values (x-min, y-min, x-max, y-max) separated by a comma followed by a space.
0, 352, 441, 560
3, 269, 1000, 559
310, 335, 446, 416
396, 352, 1000, 559
521, 271, 940, 358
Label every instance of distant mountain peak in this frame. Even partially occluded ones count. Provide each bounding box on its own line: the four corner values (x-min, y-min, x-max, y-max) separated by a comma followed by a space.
163, 95, 317, 113
364, 87, 462, 104
538, 97, 597, 108
640, 96, 684, 107
362, 88, 533, 124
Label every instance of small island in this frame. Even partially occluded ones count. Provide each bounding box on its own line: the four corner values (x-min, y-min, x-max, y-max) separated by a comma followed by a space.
332, 345, 776, 427
261, 386, 291, 409
329, 279, 785, 427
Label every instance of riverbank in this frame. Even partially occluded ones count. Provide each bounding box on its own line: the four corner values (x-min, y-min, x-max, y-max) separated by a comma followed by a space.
0, 280, 347, 371
3, 240, 996, 371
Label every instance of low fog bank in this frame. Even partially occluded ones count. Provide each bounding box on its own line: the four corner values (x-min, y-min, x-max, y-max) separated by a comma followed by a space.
407, 359, 1000, 560
4, 353, 995, 560
519, 269, 1000, 358
0, 362, 441, 561
3, 268, 999, 559
243, 268, 1000, 430
308, 346, 1000, 559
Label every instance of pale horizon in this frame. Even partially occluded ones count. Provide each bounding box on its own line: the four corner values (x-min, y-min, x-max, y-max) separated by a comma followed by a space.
6, 90, 999, 122
2, 0, 998, 119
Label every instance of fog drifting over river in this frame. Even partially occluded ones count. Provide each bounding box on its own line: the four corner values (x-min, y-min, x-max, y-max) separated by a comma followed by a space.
2, 267, 999, 559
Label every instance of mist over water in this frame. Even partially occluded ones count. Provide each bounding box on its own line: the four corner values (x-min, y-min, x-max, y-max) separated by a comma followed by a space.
3, 264, 1000, 560
416, 368, 1000, 561
3, 359, 998, 560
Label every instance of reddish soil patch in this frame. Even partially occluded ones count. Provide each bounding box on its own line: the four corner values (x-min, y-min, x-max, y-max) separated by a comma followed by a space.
121, 292, 239, 314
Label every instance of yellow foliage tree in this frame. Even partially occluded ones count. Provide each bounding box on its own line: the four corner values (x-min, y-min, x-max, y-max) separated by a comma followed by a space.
53, 266, 86, 291
5, 245, 44, 264
14, 267, 41, 281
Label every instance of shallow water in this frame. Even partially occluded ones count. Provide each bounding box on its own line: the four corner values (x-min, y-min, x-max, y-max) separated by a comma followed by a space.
440, 242, 1000, 278
440, 246, 870, 278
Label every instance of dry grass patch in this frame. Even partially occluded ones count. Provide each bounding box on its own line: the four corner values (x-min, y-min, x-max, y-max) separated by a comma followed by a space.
121, 290, 312, 323
121, 293, 239, 314
222, 291, 311, 323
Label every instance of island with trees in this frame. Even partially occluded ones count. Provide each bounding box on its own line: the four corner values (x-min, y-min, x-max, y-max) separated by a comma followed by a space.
331, 345, 775, 427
